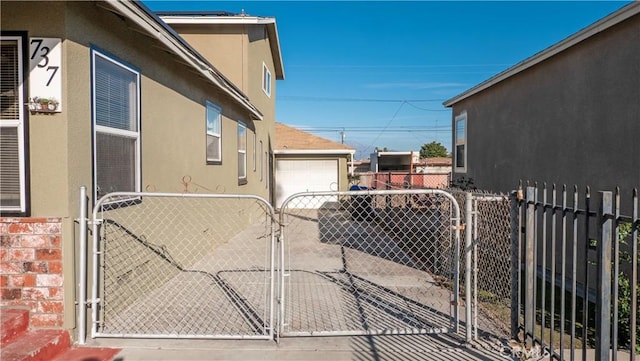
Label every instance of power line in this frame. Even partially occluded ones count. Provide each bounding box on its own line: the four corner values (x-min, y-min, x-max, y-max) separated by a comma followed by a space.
279, 96, 443, 103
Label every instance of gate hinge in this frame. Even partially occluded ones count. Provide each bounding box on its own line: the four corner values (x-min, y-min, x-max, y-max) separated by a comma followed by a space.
453, 224, 466, 231
88, 219, 103, 226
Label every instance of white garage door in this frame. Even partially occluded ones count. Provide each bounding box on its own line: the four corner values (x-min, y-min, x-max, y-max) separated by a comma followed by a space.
275, 159, 338, 208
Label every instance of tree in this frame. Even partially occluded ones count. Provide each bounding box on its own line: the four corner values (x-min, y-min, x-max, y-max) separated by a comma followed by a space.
420, 141, 448, 158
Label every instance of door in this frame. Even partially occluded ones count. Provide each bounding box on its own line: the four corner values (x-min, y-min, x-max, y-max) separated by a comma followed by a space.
275, 159, 338, 208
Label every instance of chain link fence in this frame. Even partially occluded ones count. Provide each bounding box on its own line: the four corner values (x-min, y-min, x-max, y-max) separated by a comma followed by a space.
278, 189, 463, 337
449, 190, 513, 340
90, 192, 275, 339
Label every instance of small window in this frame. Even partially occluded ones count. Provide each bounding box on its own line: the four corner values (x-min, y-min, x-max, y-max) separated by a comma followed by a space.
92, 50, 141, 200
454, 112, 467, 172
206, 101, 222, 163
253, 132, 257, 172
238, 122, 247, 181
262, 63, 271, 97
259, 140, 264, 182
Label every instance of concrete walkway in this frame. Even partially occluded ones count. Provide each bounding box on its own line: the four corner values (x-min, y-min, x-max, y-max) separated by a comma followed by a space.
89, 334, 509, 361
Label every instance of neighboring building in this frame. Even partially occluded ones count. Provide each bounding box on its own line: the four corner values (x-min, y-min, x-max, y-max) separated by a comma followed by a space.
274, 123, 354, 208
0, 0, 282, 336
415, 157, 452, 189
370, 150, 419, 172
444, 2, 640, 194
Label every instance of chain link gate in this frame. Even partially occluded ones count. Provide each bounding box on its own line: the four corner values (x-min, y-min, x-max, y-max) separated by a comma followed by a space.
86, 192, 276, 340
278, 189, 464, 337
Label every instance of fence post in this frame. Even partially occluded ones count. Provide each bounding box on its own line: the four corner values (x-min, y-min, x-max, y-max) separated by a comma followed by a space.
596, 191, 613, 361
78, 186, 88, 345
465, 192, 473, 343
524, 187, 535, 346
510, 190, 521, 340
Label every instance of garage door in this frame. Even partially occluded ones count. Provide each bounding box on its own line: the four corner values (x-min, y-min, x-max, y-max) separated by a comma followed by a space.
275, 159, 338, 208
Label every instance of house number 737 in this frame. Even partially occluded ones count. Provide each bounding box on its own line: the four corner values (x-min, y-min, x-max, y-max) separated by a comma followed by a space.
30, 39, 59, 86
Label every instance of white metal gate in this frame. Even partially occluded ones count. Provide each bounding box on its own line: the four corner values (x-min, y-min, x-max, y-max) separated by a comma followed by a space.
277, 189, 465, 337
81, 191, 276, 340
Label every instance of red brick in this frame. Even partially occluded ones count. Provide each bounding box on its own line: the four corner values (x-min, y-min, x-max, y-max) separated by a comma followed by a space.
0, 275, 6, 287
33, 222, 61, 235
48, 261, 62, 274
1, 288, 22, 300
36, 249, 61, 260
49, 235, 61, 248
1, 235, 21, 247
1, 300, 37, 310
37, 300, 64, 313
8, 249, 35, 261
30, 313, 63, 327
0, 222, 7, 234
36, 274, 63, 287
8, 223, 32, 234
22, 287, 50, 300
48, 287, 63, 300
22, 261, 49, 273
21, 235, 48, 248
8, 274, 36, 287
0, 249, 7, 260
0, 262, 22, 274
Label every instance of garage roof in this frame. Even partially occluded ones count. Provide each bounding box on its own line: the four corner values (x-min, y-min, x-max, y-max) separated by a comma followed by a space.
274, 123, 355, 155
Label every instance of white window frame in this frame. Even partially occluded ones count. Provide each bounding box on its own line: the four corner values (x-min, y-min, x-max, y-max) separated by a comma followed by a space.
252, 132, 257, 172
0, 36, 26, 214
91, 49, 141, 202
454, 112, 467, 173
206, 101, 222, 163
262, 62, 271, 97
238, 122, 247, 182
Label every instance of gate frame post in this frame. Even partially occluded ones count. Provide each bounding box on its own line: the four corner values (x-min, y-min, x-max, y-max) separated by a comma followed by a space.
509, 190, 521, 341
464, 192, 473, 343
78, 186, 88, 345
524, 187, 535, 346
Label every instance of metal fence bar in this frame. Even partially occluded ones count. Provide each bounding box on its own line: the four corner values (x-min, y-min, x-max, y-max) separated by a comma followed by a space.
465, 192, 473, 342
571, 186, 578, 361
631, 189, 638, 361
560, 185, 568, 360
596, 191, 613, 361
540, 184, 547, 347
550, 184, 557, 352
582, 188, 591, 361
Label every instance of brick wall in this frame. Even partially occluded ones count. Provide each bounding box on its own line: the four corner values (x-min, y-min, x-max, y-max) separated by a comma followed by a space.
0, 217, 64, 328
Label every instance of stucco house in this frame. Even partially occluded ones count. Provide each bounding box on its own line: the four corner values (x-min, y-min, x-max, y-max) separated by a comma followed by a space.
444, 2, 639, 194
274, 122, 354, 208
0, 0, 283, 341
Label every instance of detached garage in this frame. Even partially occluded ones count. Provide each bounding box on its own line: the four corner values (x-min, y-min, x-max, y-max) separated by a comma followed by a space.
274, 123, 355, 208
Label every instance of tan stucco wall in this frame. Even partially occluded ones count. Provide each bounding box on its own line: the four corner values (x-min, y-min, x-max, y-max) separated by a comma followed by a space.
2, 1, 277, 334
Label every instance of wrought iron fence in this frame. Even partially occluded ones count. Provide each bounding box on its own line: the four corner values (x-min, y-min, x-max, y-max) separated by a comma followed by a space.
513, 184, 639, 360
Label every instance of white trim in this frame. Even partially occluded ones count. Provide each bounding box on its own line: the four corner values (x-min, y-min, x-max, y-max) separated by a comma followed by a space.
0, 36, 26, 213
443, 2, 640, 107
238, 122, 247, 180
91, 49, 142, 201
274, 149, 355, 155
262, 62, 272, 98
454, 112, 467, 173
205, 101, 222, 162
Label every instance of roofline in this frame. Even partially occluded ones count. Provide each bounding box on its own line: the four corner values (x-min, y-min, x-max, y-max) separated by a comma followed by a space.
105, 1, 264, 120
274, 149, 355, 155
443, 1, 640, 107
159, 14, 285, 80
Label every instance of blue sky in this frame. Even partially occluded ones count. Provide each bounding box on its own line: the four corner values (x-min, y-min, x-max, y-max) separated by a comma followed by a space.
144, 1, 630, 159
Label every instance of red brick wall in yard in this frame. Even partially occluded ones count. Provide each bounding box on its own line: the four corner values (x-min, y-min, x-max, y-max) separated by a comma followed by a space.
0, 217, 64, 328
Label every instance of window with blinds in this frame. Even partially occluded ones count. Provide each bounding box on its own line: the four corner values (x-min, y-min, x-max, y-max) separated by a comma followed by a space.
206, 101, 221, 163
92, 50, 140, 200
0, 37, 26, 213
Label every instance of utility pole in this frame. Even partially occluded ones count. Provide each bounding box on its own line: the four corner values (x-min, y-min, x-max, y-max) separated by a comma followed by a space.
340, 128, 345, 144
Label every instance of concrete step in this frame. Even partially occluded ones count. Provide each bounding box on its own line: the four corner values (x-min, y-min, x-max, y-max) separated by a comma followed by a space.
1, 308, 29, 345
51, 346, 122, 361
0, 329, 70, 361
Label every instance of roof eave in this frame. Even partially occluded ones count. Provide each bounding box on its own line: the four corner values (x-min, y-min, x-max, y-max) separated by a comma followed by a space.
443, 2, 640, 108
274, 149, 355, 155
106, 1, 263, 120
